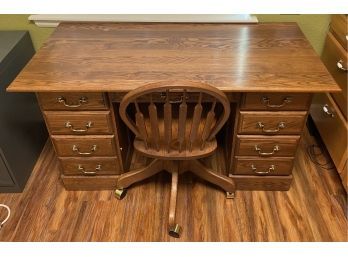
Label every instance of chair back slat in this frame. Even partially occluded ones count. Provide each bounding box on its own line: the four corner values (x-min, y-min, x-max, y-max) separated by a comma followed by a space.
134, 101, 148, 149
201, 100, 216, 150
178, 90, 188, 152
189, 92, 203, 151
119, 81, 230, 156
163, 90, 172, 152
148, 95, 160, 151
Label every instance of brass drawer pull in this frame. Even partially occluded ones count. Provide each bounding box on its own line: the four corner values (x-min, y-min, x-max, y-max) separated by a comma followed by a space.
337, 60, 348, 71
257, 121, 285, 133
72, 144, 97, 155
57, 96, 88, 108
254, 145, 280, 156
251, 164, 275, 174
322, 104, 335, 118
261, 96, 292, 108
65, 121, 93, 132
78, 164, 101, 176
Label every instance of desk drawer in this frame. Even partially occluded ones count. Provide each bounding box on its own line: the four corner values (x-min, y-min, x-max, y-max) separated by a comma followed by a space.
59, 157, 121, 175
110, 91, 241, 103
238, 111, 307, 135
52, 135, 116, 157
330, 15, 348, 51
38, 92, 108, 110
310, 93, 347, 174
241, 93, 311, 111
321, 32, 347, 118
61, 174, 118, 190
235, 135, 300, 157
44, 111, 113, 135
233, 157, 294, 176
231, 174, 292, 191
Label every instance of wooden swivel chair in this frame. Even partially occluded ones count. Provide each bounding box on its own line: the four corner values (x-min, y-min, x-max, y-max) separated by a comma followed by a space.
115, 81, 235, 238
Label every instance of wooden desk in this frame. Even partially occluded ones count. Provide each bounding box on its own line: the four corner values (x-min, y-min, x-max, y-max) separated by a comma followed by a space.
7, 22, 340, 191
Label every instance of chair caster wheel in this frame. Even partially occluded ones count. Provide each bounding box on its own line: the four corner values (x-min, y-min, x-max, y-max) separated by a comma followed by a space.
169, 224, 182, 238
226, 191, 235, 199
115, 188, 127, 200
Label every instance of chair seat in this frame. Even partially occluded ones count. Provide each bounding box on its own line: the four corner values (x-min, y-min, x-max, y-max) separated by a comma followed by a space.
134, 138, 217, 160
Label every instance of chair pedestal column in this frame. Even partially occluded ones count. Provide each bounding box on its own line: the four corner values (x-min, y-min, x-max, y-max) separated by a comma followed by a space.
115, 158, 235, 237
168, 163, 182, 237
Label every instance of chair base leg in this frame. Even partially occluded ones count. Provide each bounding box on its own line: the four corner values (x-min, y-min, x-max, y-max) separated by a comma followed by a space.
168, 163, 181, 238
169, 224, 182, 238
115, 159, 236, 237
188, 159, 236, 197
115, 159, 163, 199
114, 188, 127, 200
226, 191, 235, 199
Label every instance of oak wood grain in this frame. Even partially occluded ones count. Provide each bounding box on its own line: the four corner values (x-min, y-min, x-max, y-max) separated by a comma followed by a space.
189, 92, 203, 150
108, 99, 129, 173
58, 157, 121, 175
164, 91, 172, 152
7, 23, 340, 93
310, 93, 347, 188
241, 93, 312, 111
116, 83, 235, 235
61, 175, 118, 190
51, 135, 117, 157
44, 111, 113, 135
330, 14, 348, 51
233, 157, 294, 176
109, 92, 241, 103
148, 99, 160, 150
0, 129, 346, 241
321, 32, 348, 118
37, 92, 108, 110
238, 111, 307, 135
178, 93, 188, 152
119, 82, 230, 159
235, 135, 300, 157
231, 174, 292, 191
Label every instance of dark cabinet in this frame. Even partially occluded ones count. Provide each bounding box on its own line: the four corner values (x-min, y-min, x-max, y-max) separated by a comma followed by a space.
0, 31, 48, 192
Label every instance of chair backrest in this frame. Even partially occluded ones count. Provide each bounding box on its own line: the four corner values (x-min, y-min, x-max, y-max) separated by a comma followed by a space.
119, 81, 230, 154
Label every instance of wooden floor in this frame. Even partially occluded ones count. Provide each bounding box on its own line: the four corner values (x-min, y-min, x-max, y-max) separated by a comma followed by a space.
0, 128, 347, 242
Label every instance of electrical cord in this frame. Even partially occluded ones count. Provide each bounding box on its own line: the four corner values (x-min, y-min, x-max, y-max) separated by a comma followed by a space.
306, 144, 335, 170
0, 204, 10, 229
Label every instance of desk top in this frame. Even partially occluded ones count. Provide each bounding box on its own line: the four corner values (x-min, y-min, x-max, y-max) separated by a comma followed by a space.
7, 22, 340, 93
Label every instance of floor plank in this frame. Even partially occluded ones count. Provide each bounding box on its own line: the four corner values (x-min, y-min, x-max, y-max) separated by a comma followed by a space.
0, 128, 346, 242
